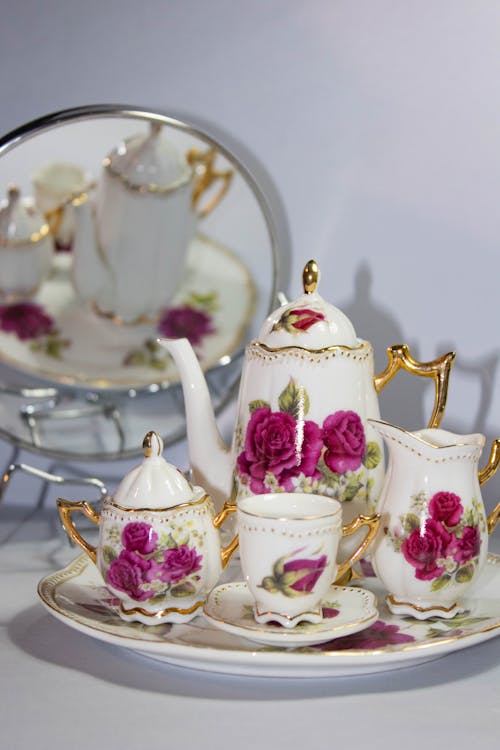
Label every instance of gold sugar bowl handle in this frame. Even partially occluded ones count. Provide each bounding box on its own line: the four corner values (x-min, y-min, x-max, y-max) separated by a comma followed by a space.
213, 501, 238, 569
57, 498, 101, 564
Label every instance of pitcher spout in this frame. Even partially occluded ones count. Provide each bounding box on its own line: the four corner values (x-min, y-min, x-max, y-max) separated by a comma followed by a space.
157, 337, 233, 509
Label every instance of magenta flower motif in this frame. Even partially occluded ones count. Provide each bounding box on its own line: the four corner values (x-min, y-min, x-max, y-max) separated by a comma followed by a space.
160, 544, 203, 584
401, 518, 453, 581
106, 550, 159, 601
452, 525, 481, 564
315, 620, 416, 651
282, 554, 328, 593
158, 306, 215, 347
0, 302, 54, 340
429, 491, 463, 527
237, 406, 323, 493
121, 522, 158, 555
272, 306, 326, 334
322, 410, 366, 474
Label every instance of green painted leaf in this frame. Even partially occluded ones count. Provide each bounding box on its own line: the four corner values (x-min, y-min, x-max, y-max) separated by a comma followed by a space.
171, 581, 196, 597
278, 378, 310, 418
249, 399, 270, 413
343, 477, 363, 502
272, 554, 288, 579
259, 576, 279, 593
455, 563, 475, 583
362, 441, 382, 470
430, 574, 451, 591
101, 546, 117, 565
164, 533, 178, 549
402, 513, 421, 534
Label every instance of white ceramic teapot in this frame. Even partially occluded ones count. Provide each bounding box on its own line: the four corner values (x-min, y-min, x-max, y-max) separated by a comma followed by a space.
0, 185, 54, 299
57, 431, 237, 624
158, 261, 456, 527
71, 122, 233, 323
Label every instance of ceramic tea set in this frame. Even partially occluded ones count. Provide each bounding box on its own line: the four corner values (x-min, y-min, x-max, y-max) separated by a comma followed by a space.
1, 121, 232, 322
56, 259, 500, 643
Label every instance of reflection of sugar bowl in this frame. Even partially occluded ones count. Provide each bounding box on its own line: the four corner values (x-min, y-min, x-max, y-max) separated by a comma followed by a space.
0, 185, 54, 299
57, 431, 237, 624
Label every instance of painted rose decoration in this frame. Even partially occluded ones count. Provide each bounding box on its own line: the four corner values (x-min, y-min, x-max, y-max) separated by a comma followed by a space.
260, 548, 329, 598
385, 491, 485, 589
272, 306, 326, 334
0, 301, 69, 358
236, 406, 323, 493
103, 521, 203, 601
235, 377, 381, 502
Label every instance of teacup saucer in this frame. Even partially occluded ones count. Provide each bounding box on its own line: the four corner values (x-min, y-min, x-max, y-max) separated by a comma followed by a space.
203, 582, 378, 647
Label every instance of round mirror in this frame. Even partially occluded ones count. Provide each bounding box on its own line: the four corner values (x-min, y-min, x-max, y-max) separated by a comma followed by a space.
0, 105, 279, 461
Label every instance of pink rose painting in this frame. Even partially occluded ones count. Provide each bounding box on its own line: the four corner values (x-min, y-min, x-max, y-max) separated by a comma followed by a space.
272, 306, 326, 334
260, 550, 329, 597
158, 306, 214, 347
104, 521, 204, 602
121, 522, 158, 555
386, 489, 483, 589
237, 406, 323, 493
160, 545, 203, 584
0, 302, 54, 340
106, 550, 159, 601
235, 377, 380, 500
322, 410, 366, 474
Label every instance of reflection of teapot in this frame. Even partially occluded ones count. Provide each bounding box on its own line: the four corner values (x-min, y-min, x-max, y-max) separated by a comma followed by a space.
369, 419, 500, 619
0, 185, 53, 299
57, 431, 237, 624
158, 260, 456, 521
71, 122, 233, 323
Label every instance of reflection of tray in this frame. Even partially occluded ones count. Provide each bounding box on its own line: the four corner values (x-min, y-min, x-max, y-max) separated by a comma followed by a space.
38, 554, 500, 678
0, 233, 255, 391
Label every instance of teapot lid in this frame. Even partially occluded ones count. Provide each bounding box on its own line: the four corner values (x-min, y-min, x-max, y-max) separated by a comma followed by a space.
113, 431, 195, 510
0, 186, 50, 246
258, 260, 358, 348
105, 122, 192, 192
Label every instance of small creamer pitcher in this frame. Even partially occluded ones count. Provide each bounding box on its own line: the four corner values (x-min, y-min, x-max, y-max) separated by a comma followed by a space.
369, 419, 500, 619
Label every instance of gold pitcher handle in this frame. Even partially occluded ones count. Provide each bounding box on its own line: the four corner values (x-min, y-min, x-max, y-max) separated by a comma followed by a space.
186, 147, 233, 218
213, 501, 239, 569
335, 513, 380, 583
477, 438, 500, 534
57, 498, 100, 564
374, 344, 456, 428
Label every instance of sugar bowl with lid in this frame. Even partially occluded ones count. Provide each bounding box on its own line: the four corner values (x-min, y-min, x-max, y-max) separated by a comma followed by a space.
57, 431, 237, 624
0, 185, 54, 299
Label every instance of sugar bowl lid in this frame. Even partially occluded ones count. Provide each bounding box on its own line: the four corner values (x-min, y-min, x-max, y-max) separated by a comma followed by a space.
104, 121, 192, 192
0, 185, 50, 246
258, 260, 358, 349
113, 431, 195, 510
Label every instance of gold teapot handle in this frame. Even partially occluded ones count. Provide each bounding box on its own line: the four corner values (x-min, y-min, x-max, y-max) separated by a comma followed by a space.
57, 498, 100, 564
335, 513, 380, 584
478, 439, 500, 534
213, 501, 239, 568
374, 344, 456, 428
186, 147, 233, 218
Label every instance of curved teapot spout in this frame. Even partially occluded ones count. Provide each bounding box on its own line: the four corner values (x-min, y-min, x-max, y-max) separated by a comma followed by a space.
157, 337, 233, 509
71, 193, 107, 302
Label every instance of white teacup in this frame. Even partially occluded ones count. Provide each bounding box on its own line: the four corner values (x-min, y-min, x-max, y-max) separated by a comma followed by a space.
237, 493, 379, 628
33, 162, 89, 250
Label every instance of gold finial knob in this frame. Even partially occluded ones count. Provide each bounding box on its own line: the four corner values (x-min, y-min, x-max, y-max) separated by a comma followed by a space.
143, 430, 163, 457
303, 260, 319, 294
